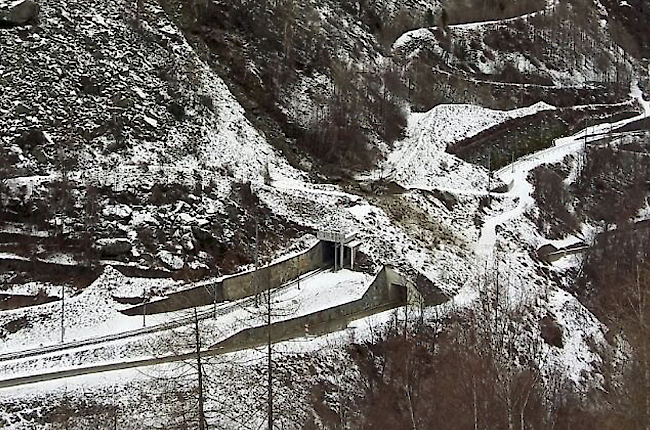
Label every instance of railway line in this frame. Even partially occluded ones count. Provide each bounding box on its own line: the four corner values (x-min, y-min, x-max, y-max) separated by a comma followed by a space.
0, 267, 330, 363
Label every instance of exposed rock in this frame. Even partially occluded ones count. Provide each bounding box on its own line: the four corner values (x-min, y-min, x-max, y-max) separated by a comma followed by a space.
177, 212, 195, 225
143, 115, 158, 128
112, 93, 134, 109
157, 250, 184, 270
298, 159, 312, 171
13, 129, 49, 150
181, 233, 195, 252
431, 189, 458, 211
359, 181, 373, 193
0, 0, 39, 26
94, 238, 132, 257
540, 315, 564, 348
199, 95, 213, 111
192, 226, 214, 243
80, 75, 100, 95
167, 102, 185, 120
14, 103, 29, 115
102, 204, 133, 220
31, 146, 48, 163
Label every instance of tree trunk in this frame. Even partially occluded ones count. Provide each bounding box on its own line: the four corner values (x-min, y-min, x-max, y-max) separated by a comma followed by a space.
267, 270, 273, 430
194, 308, 206, 430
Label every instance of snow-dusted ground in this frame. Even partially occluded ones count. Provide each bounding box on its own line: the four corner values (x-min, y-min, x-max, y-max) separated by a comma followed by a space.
478, 82, 650, 256
0, 268, 372, 380
5, 76, 639, 393
381, 101, 555, 191
1, 0, 648, 424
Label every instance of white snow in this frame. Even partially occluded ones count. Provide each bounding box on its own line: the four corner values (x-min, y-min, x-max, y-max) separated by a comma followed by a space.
543, 289, 606, 386
383, 102, 555, 191
477, 83, 650, 256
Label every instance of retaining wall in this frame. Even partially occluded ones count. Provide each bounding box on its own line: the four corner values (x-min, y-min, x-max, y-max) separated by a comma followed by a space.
212, 266, 411, 352
121, 241, 327, 315
222, 241, 325, 301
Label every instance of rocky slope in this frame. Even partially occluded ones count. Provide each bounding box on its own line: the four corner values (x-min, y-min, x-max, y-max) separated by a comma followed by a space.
1, 0, 650, 428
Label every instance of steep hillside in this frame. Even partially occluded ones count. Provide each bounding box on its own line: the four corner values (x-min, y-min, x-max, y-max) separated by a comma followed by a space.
1, 0, 650, 428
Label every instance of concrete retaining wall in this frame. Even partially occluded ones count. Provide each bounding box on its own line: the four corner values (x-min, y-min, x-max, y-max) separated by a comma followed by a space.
121, 283, 221, 316
212, 266, 411, 352
121, 241, 327, 315
222, 241, 325, 301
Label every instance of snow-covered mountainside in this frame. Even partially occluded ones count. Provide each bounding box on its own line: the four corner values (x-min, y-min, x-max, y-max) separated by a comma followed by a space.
1, 0, 650, 427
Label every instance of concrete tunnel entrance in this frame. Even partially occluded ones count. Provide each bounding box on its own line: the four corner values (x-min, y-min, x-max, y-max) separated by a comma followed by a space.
317, 230, 361, 271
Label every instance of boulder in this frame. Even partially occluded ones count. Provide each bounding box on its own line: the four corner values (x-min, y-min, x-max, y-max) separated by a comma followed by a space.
80, 75, 100, 95
102, 204, 133, 220
180, 233, 195, 252
0, 0, 39, 26
192, 226, 214, 243
167, 102, 185, 120
31, 146, 48, 163
359, 181, 373, 193
157, 250, 184, 271
94, 238, 132, 256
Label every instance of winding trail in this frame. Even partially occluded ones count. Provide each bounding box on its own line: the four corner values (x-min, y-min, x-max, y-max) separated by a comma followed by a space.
476, 83, 649, 256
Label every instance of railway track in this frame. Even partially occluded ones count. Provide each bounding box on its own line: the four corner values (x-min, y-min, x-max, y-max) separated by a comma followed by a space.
0, 267, 330, 363
0, 289, 399, 390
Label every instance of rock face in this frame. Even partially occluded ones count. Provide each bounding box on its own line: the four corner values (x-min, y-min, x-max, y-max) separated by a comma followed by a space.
157, 250, 184, 271
102, 204, 133, 221
94, 238, 132, 257
0, 0, 39, 26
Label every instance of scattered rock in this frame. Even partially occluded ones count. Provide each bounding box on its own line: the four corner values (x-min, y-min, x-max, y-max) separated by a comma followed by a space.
199, 95, 213, 111
157, 250, 184, 270
94, 238, 132, 257
431, 189, 457, 211
181, 233, 195, 252
359, 181, 373, 193
142, 115, 158, 128
13, 129, 48, 150
299, 159, 312, 171
112, 93, 133, 109
31, 146, 48, 163
178, 212, 194, 225
0, 0, 39, 26
14, 103, 30, 115
102, 204, 133, 220
192, 226, 214, 243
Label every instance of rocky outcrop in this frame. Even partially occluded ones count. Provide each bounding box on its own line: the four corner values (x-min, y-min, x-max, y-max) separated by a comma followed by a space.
157, 250, 183, 270
540, 315, 564, 348
94, 238, 132, 257
0, 0, 39, 26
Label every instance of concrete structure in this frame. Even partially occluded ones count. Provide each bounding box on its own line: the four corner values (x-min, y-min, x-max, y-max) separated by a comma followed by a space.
317, 230, 361, 271
122, 241, 329, 315
222, 240, 326, 301
211, 266, 413, 352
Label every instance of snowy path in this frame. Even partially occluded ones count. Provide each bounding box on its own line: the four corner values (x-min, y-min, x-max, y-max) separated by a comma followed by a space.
476, 82, 649, 256
381, 102, 555, 192
451, 0, 555, 30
